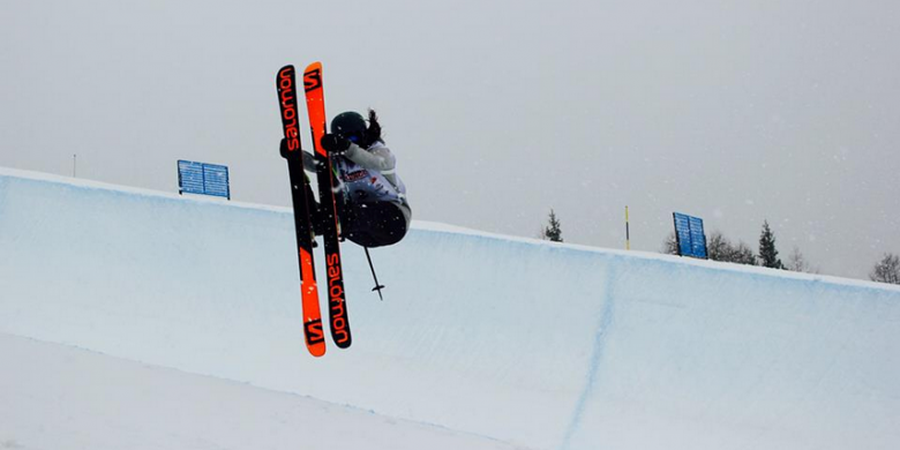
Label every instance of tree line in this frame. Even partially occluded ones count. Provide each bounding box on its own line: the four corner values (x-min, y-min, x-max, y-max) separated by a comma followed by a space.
662, 220, 812, 271
539, 209, 899, 285
663, 220, 899, 284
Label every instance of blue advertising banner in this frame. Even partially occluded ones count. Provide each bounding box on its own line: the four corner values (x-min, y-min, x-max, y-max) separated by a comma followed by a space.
178, 160, 230, 200
688, 215, 707, 259
674, 213, 693, 257
673, 212, 707, 259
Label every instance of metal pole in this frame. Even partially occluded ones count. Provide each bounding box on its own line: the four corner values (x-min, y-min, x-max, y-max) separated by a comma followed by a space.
364, 247, 386, 301
73, 154, 77, 178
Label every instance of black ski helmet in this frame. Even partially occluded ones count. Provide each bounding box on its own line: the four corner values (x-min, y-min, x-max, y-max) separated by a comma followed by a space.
331, 111, 367, 143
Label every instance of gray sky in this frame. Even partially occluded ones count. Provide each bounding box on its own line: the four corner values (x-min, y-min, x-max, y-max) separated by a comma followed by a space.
2, 0, 898, 280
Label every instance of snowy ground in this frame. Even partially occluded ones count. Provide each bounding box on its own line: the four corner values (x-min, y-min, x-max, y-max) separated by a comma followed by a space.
0, 333, 526, 450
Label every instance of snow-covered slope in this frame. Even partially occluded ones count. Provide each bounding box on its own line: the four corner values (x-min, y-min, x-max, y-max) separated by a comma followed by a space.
0, 332, 526, 450
1, 167, 898, 450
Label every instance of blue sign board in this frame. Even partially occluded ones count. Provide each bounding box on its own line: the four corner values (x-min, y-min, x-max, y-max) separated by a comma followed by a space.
673, 212, 707, 259
178, 160, 230, 200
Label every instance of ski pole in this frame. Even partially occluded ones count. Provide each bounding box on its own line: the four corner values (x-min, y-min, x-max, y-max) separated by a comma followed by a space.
364, 247, 386, 301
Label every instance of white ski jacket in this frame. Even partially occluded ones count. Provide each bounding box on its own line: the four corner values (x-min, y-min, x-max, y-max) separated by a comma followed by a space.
304, 141, 408, 208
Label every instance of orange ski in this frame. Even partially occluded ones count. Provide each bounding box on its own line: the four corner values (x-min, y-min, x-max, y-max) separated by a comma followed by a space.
304, 61, 352, 348
276, 64, 326, 357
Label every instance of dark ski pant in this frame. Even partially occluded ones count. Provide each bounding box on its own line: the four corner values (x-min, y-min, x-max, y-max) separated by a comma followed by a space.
306, 184, 410, 248
340, 200, 410, 248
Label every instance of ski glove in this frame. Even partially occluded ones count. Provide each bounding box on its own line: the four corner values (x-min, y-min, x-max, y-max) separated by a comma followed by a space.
321, 134, 351, 155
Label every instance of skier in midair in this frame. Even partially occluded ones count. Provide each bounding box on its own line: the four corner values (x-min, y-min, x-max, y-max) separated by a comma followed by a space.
298, 109, 411, 248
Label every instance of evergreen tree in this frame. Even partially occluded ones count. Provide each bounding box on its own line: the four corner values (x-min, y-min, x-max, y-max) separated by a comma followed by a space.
870, 253, 900, 284
541, 209, 563, 242
757, 220, 784, 269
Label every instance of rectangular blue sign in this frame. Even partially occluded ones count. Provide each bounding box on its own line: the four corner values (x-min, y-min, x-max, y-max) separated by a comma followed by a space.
673, 212, 707, 259
178, 160, 230, 200
688, 215, 707, 259
674, 213, 693, 256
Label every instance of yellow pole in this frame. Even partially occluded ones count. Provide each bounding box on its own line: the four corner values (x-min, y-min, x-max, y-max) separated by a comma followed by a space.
625, 206, 631, 250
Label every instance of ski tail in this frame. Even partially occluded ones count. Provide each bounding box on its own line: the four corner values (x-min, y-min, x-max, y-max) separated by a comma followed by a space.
304, 61, 352, 349
276, 64, 326, 357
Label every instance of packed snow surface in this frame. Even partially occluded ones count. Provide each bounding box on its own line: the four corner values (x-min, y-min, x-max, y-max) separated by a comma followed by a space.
1, 167, 898, 449
0, 333, 526, 450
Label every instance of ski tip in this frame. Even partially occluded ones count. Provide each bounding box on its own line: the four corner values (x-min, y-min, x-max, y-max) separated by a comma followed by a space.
277, 64, 295, 79
304, 61, 322, 73
303, 62, 324, 94
308, 344, 326, 357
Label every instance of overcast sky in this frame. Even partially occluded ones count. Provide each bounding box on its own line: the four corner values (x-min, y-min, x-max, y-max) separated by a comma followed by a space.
2, 0, 898, 280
